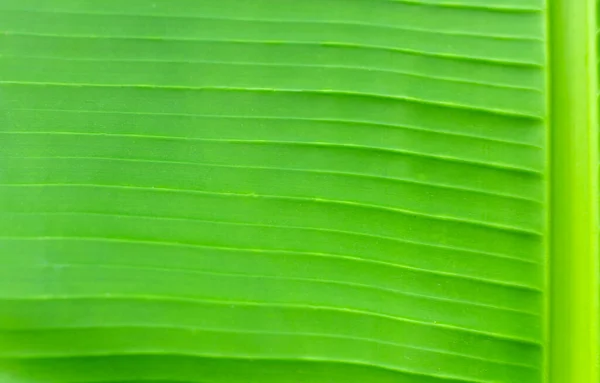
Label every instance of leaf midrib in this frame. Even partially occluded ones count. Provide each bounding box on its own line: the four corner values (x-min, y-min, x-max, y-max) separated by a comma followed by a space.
547, 0, 600, 381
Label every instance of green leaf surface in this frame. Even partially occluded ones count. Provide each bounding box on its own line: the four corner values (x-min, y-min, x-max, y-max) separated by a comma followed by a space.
0, 0, 596, 382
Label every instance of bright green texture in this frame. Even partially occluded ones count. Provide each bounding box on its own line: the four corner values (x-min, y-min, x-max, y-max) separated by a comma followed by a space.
547, 0, 600, 382
0, 0, 562, 382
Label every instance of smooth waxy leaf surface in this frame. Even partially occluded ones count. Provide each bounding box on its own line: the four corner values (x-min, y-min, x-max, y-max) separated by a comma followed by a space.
0, 0, 593, 382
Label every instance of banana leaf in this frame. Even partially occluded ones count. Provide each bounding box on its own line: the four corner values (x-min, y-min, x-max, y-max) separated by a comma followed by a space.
0, 0, 597, 382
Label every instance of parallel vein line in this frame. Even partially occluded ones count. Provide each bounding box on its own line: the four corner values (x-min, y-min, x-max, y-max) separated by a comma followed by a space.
0, 156, 544, 204
0, 185, 543, 236
0, 131, 542, 174
387, 0, 542, 12
1, 209, 542, 268
0, 81, 543, 119
0, 54, 544, 92
1, 324, 540, 369
2, 107, 545, 149
0, 235, 540, 284
0, 231, 541, 270
0, 294, 542, 345
20, 261, 541, 312
0, 32, 544, 67
0, 9, 544, 41
0, 352, 492, 383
